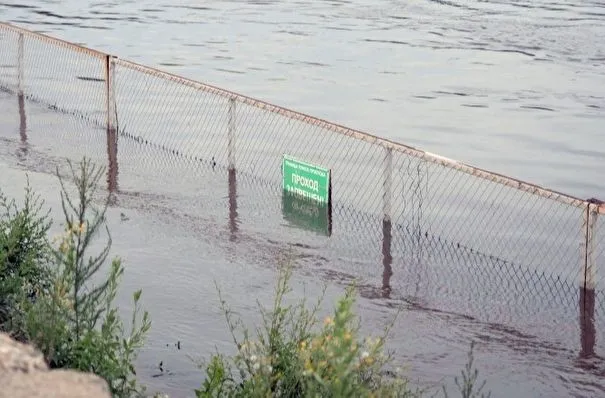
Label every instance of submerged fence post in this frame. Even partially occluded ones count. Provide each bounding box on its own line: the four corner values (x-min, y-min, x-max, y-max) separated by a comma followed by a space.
17, 33, 26, 147
579, 200, 599, 360
228, 97, 236, 170
228, 168, 238, 241
383, 147, 393, 223
382, 209, 393, 298
582, 200, 600, 290
227, 97, 238, 243
105, 55, 117, 130
579, 285, 596, 360
17, 32, 24, 95
382, 147, 393, 297
105, 55, 118, 196
18, 90, 26, 146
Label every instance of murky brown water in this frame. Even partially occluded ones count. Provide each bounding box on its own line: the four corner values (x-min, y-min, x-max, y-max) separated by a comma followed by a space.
1, 1, 605, 397
1, 90, 604, 397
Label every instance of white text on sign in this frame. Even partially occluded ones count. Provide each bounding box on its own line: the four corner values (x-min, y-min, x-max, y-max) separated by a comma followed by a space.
292, 173, 319, 192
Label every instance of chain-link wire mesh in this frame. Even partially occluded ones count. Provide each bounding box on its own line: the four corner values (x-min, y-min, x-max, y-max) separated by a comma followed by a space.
417, 160, 589, 285
2, 22, 604, 300
110, 57, 598, 290
0, 23, 106, 127
0, 91, 110, 189
0, 25, 19, 94
113, 61, 231, 171
4, 75, 605, 365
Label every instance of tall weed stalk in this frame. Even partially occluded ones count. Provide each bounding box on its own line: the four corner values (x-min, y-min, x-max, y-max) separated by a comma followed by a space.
197, 263, 419, 398
19, 158, 151, 397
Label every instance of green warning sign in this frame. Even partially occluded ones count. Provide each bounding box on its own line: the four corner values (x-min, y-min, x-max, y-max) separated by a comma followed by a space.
282, 155, 330, 204
282, 155, 331, 236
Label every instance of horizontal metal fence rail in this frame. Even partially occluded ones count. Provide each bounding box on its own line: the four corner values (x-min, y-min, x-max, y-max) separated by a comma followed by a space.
112, 57, 593, 209
0, 21, 603, 294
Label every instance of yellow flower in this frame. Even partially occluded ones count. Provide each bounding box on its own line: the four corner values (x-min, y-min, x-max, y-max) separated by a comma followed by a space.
324, 316, 334, 326
300, 341, 307, 350
344, 332, 352, 341
304, 358, 313, 373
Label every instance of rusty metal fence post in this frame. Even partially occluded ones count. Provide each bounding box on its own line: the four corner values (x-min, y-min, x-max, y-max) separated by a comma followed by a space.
105, 55, 118, 196
583, 199, 602, 290
228, 97, 236, 171
382, 147, 393, 296
106, 55, 117, 130
17, 32, 24, 96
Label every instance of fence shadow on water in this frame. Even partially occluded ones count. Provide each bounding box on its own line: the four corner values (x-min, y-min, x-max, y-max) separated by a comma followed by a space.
1, 22, 604, 375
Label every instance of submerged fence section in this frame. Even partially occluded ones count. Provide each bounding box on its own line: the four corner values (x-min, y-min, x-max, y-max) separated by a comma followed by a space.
0, 24, 106, 124
1, 22, 604, 294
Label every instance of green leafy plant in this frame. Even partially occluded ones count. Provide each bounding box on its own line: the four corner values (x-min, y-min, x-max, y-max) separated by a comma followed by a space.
20, 158, 151, 398
0, 176, 52, 337
196, 263, 419, 398
443, 341, 491, 398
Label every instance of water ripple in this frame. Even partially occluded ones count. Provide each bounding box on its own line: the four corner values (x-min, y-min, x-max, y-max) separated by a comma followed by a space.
2, 1, 605, 396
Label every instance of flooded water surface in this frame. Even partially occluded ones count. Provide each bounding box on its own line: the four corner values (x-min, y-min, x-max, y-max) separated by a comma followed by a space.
1, 1, 605, 397
2, 0, 605, 198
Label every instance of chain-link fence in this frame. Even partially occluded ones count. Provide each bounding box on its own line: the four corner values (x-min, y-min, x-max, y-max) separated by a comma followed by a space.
1, 21, 604, 298
110, 57, 604, 290
0, 23, 106, 126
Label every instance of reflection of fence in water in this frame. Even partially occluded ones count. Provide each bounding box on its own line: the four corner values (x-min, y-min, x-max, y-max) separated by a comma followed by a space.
1, 23, 604, 335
